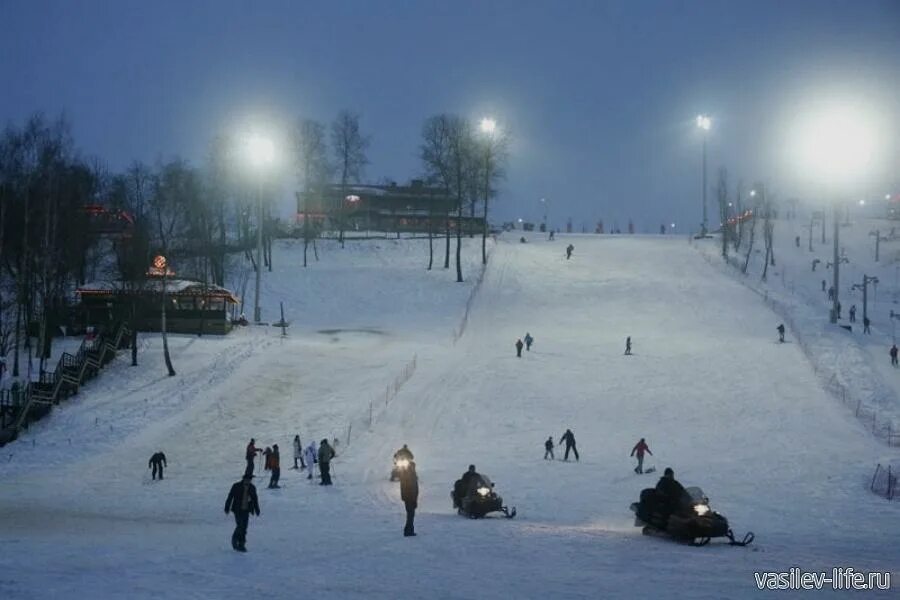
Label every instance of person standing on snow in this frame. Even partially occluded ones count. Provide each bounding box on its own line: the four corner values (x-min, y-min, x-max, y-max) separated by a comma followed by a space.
292, 435, 305, 470
224, 474, 260, 552
891, 344, 899, 367
263, 447, 273, 472
304, 441, 318, 480
566, 244, 574, 260
625, 336, 632, 355
559, 429, 579, 461
268, 444, 281, 489
777, 324, 785, 343
863, 317, 871, 334
524, 333, 534, 351
630, 438, 652, 474
400, 460, 419, 537
515, 339, 524, 358
544, 436, 555, 460
318, 439, 336, 485
849, 305, 857, 323
148, 451, 167, 480
245, 438, 262, 476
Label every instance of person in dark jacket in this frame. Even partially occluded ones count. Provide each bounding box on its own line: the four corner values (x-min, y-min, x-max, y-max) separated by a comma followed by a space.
625, 336, 632, 355
630, 438, 652, 474
849, 305, 857, 323
655, 467, 687, 516
453, 465, 479, 507
394, 444, 414, 462
524, 333, 534, 351
268, 444, 281, 489
245, 439, 262, 476
777, 324, 785, 343
318, 439, 336, 485
559, 429, 579, 461
224, 474, 260, 552
400, 460, 419, 537
891, 344, 898, 367
263, 447, 273, 471
566, 244, 574, 259
863, 317, 871, 334
148, 451, 167, 480
544, 436, 554, 460
515, 339, 524, 358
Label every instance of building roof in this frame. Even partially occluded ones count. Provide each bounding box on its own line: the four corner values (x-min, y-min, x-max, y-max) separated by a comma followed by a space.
77, 279, 239, 303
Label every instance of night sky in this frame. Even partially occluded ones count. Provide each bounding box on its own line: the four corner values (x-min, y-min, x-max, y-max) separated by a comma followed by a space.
2, 0, 898, 231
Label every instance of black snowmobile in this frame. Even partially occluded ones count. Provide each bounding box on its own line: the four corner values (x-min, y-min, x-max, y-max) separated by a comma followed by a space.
452, 474, 516, 519
630, 486, 753, 547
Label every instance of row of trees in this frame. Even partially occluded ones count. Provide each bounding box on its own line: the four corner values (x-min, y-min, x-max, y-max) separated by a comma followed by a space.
714, 167, 776, 279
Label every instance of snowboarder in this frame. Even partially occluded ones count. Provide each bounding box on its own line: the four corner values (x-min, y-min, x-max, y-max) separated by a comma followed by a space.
566, 244, 574, 260
559, 429, 579, 461
891, 345, 899, 367
515, 339, 524, 358
148, 451, 167, 480
630, 438, 652, 474
544, 436, 554, 460
318, 439, 336, 485
292, 435, 305, 470
849, 305, 857, 323
304, 441, 318, 480
777, 324, 785, 343
224, 474, 260, 552
245, 439, 262, 476
268, 444, 281, 489
400, 460, 419, 537
625, 336, 632, 355
263, 447, 273, 471
524, 333, 534, 351
864, 317, 871, 334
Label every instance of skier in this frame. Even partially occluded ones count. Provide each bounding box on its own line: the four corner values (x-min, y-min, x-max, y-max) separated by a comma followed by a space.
864, 317, 871, 334
891, 344, 898, 367
566, 244, 574, 260
543, 436, 554, 460
515, 339, 524, 358
304, 441, 318, 480
400, 460, 419, 537
148, 451, 167, 480
777, 324, 785, 343
625, 336, 632, 355
245, 438, 262, 476
559, 429, 579, 461
263, 447, 273, 472
849, 305, 857, 323
524, 333, 534, 351
630, 438, 652, 474
318, 438, 336, 485
268, 444, 281, 489
224, 474, 260, 552
292, 435, 305, 470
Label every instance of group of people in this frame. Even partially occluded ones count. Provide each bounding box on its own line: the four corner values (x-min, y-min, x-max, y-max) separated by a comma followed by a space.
543, 428, 579, 461
514, 332, 534, 357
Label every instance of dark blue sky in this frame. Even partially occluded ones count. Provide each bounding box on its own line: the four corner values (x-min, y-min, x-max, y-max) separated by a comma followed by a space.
2, 0, 898, 231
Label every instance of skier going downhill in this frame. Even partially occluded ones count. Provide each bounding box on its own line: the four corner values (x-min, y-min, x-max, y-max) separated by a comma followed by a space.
224, 474, 260, 552
559, 429, 579, 461
148, 451, 167, 480
630, 438, 652, 474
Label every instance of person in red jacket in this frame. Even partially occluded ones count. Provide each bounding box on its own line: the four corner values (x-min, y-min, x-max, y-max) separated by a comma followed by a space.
630, 438, 652, 474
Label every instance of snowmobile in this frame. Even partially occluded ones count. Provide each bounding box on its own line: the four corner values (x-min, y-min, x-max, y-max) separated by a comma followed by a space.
452, 474, 516, 519
630, 486, 753, 547
390, 457, 411, 482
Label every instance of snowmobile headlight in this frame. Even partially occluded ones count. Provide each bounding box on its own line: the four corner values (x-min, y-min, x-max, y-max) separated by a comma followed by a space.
693, 504, 710, 516
477, 486, 491, 496
396, 459, 409, 469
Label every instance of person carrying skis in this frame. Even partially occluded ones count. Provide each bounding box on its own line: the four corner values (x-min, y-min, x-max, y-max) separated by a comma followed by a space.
304, 441, 318, 480
524, 333, 534, 351
515, 339, 524, 358
268, 444, 281, 489
292, 435, 305, 470
777, 324, 785, 343
318, 439, 336, 485
245, 438, 262, 476
400, 460, 419, 537
224, 474, 260, 552
566, 244, 574, 260
625, 336, 632, 355
544, 436, 554, 460
630, 438, 652, 474
148, 451, 167, 480
892, 344, 899, 367
559, 429, 579, 461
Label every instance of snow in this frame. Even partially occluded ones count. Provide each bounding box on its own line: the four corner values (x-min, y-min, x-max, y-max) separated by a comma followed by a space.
1, 233, 898, 599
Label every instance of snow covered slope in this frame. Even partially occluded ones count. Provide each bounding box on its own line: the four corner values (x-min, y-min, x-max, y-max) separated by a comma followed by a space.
1, 234, 897, 599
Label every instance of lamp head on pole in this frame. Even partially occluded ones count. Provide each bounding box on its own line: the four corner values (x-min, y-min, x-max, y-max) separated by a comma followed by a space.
245, 134, 275, 169
696, 115, 712, 131
479, 117, 497, 135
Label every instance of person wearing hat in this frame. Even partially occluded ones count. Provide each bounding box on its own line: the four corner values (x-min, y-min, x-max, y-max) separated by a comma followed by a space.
318, 439, 336, 485
225, 473, 261, 552
399, 460, 419, 537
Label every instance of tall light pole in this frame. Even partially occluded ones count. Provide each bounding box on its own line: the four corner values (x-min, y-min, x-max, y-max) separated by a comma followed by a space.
246, 134, 275, 323
479, 117, 497, 265
696, 115, 712, 236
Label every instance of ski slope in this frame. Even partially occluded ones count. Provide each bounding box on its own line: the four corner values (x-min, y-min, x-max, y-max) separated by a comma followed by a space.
1, 234, 897, 599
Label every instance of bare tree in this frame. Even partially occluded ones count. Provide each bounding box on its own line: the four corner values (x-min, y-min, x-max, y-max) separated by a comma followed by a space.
420, 115, 454, 270
293, 119, 330, 266
716, 167, 729, 260
742, 203, 758, 275
478, 126, 509, 265
331, 110, 370, 248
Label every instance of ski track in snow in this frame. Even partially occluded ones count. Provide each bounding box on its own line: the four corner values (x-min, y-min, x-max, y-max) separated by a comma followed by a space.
1, 234, 898, 599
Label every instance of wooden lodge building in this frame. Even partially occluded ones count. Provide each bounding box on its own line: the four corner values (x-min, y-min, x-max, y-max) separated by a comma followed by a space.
296, 180, 487, 235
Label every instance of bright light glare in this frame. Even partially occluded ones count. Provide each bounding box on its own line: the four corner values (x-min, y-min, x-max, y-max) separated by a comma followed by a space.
859, 200, 866, 206
479, 117, 497, 135
395, 458, 409, 468
750, 190, 757, 197
477, 486, 491, 496
887, 194, 893, 200
694, 504, 710, 516
696, 115, 711, 131
246, 134, 275, 168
